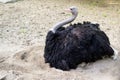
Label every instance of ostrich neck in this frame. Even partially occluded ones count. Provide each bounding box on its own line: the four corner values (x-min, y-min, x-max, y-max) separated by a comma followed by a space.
50, 14, 77, 33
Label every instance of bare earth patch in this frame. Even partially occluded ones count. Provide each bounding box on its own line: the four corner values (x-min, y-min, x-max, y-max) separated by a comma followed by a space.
0, 0, 120, 80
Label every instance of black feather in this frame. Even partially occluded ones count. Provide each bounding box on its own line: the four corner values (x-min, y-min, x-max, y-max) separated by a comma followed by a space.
44, 21, 114, 71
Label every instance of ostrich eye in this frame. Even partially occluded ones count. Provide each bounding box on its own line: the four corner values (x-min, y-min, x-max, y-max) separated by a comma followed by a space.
70, 8, 73, 10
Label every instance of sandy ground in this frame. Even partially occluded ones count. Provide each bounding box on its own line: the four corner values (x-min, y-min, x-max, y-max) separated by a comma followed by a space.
0, 0, 120, 80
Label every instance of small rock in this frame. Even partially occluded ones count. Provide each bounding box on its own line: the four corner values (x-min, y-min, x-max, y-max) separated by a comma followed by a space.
106, 28, 111, 30
0, 0, 18, 3
61, 12, 65, 14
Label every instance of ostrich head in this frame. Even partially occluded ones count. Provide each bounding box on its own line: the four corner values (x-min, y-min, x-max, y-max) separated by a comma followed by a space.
50, 6, 78, 33
68, 6, 78, 16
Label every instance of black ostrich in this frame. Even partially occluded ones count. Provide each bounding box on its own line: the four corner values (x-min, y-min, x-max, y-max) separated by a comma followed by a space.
44, 6, 118, 71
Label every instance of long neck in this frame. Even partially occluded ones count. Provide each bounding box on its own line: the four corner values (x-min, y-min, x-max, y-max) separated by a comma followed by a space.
50, 13, 77, 33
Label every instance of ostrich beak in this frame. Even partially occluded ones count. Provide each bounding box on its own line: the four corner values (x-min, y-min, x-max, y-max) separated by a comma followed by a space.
64, 9, 71, 12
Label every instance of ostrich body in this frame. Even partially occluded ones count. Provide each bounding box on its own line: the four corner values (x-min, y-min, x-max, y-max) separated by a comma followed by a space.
44, 6, 118, 71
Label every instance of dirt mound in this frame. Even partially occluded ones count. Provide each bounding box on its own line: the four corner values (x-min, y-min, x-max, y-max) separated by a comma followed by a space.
8, 46, 48, 70
3, 45, 119, 80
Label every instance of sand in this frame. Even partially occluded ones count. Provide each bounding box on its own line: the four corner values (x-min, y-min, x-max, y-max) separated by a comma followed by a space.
0, 0, 120, 80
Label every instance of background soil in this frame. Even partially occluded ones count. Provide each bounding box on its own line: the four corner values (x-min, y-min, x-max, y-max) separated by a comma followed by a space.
0, 0, 120, 80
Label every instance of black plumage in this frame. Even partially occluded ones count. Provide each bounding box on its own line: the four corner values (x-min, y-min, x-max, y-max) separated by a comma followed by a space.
44, 22, 114, 71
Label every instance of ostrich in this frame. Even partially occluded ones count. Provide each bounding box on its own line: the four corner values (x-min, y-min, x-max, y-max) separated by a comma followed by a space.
44, 6, 118, 71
